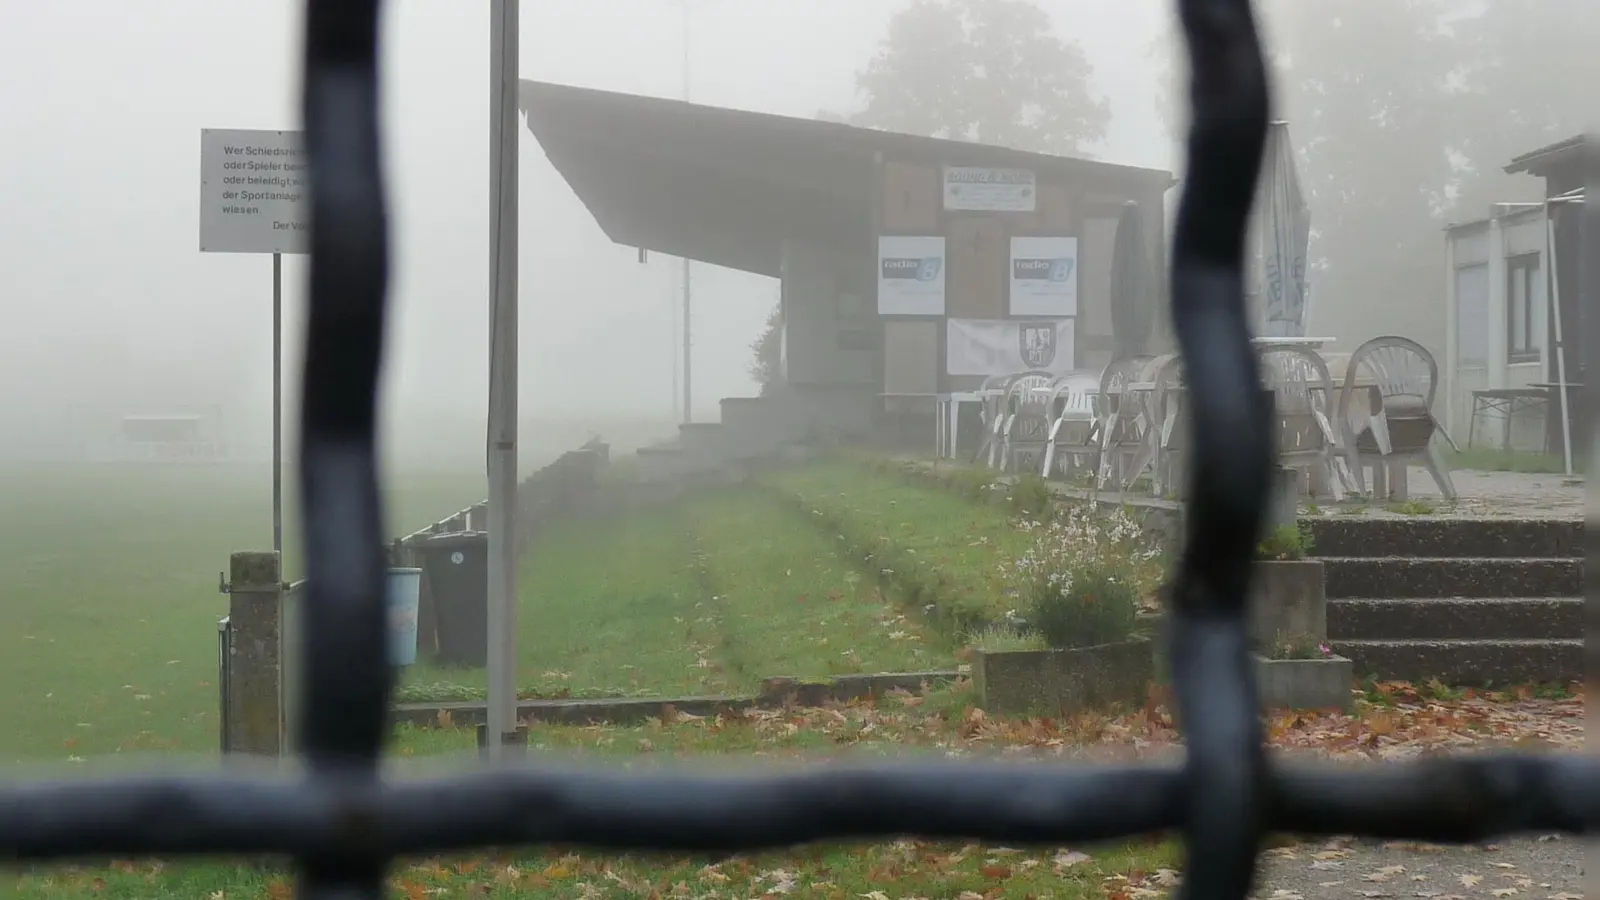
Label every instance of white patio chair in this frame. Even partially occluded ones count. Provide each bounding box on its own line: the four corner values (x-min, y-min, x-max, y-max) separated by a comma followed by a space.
1040, 368, 1106, 482
976, 370, 1051, 468
1258, 346, 1354, 501
1093, 355, 1154, 492
994, 373, 1055, 471
1145, 356, 1188, 497
1334, 335, 1459, 500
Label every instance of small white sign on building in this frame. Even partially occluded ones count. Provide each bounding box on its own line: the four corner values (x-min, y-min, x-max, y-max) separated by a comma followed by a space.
942, 166, 1037, 212
877, 235, 947, 316
1009, 235, 1079, 316
199, 128, 309, 254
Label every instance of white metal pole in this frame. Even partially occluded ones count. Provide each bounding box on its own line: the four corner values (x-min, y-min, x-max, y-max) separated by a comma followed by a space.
272, 253, 283, 562
1443, 231, 1457, 437
1546, 212, 1574, 476
679, 0, 693, 424
486, 0, 520, 758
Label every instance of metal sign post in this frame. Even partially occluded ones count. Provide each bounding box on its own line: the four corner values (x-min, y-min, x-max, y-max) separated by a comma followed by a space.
199, 127, 308, 561
272, 252, 283, 556
485, 0, 521, 759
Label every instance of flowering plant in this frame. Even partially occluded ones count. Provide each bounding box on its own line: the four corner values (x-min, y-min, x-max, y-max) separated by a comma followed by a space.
1002, 504, 1164, 649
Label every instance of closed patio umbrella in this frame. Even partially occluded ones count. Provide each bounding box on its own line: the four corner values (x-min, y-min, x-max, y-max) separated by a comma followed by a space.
1255, 121, 1311, 337
1111, 201, 1154, 359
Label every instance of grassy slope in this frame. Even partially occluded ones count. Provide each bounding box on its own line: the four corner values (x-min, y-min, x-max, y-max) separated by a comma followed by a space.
401, 486, 954, 701
399, 504, 712, 700
684, 487, 948, 685
762, 461, 1036, 624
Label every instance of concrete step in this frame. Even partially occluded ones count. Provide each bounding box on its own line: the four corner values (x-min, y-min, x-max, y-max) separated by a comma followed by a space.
633, 441, 686, 483
678, 422, 729, 470
1331, 638, 1582, 686
1328, 597, 1582, 641
719, 397, 789, 459
1303, 517, 1580, 560
1322, 557, 1581, 599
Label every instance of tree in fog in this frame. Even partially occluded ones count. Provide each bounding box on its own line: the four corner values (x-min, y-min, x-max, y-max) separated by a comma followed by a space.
832, 0, 1109, 156
748, 306, 783, 395
1447, 0, 1591, 210
1150, 0, 1591, 344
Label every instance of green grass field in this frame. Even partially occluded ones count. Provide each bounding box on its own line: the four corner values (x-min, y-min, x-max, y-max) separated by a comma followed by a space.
0, 462, 485, 763
0, 456, 1182, 899
13, 453, 1571, 899
0, 458, 977, 767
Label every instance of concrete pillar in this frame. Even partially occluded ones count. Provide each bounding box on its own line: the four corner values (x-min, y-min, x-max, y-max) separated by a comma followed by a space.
1488, 215, 1509, 390
224, 551, 282, 757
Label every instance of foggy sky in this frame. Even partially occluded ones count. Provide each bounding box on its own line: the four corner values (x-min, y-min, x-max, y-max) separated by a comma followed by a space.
0, 0, 1171, 462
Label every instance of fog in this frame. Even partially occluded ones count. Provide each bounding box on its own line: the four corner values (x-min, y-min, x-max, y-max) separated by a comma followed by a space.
0, 0, 1586, 467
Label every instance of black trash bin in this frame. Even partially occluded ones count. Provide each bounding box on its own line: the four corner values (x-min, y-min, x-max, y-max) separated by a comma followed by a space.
416, 531, 489, 667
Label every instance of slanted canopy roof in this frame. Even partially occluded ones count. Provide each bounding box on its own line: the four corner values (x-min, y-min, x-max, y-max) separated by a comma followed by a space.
1504, 134, 1588, 177
520, 80, 1174, 278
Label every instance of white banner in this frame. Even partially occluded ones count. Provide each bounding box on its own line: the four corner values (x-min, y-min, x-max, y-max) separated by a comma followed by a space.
877, 235, 946, 315
1009, 236, 1079, 316
942, 166, 1037, 211
946, 318, 1075, 377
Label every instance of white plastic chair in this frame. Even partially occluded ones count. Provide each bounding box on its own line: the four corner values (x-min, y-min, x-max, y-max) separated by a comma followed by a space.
1040, 369, 1105, 481
1259, 346, 1354, 501
994, 373, 1055, 471
1335, 335, 1458, 500
1093, 355, 1154, 491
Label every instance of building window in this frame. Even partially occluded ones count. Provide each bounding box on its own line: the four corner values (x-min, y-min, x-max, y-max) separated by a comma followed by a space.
1507, 253, 1540, 363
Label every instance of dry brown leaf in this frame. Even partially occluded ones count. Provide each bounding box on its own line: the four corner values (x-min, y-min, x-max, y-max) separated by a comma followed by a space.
1053, 850, 1091, 868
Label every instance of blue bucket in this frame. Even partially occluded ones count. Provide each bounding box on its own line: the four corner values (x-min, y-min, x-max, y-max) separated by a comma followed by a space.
386, 567, 423, 667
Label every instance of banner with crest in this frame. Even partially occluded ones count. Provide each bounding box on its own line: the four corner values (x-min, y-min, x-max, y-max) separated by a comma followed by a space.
946, 318, 1075, 377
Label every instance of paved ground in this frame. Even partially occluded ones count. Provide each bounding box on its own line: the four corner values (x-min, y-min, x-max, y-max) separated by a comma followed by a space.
1299, 467, 1586, 521
1080, 467, 1587, 521
1253, 835, 1584, 900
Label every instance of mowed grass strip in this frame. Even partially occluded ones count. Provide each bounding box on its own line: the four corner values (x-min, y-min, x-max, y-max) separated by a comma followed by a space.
401, 504, 721, 702
762, 462, 1033, 625
683, 488, 951, 689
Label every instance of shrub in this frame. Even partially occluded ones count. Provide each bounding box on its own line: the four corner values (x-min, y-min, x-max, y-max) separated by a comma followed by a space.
1024, 563, 1140, 650
1007, 473, 1057, 522
1004, 503, 1162, 650
969, 626, 1047, 653
939, 465, 997, 503
1256, 522, 1314, 561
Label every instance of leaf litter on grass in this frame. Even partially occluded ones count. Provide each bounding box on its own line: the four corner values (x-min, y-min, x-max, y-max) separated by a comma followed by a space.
16, 681, 1581, 900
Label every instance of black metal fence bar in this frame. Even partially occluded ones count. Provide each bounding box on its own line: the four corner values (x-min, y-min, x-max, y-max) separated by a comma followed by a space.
0, 2, 1592, 900
0, 754, 1596, 862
